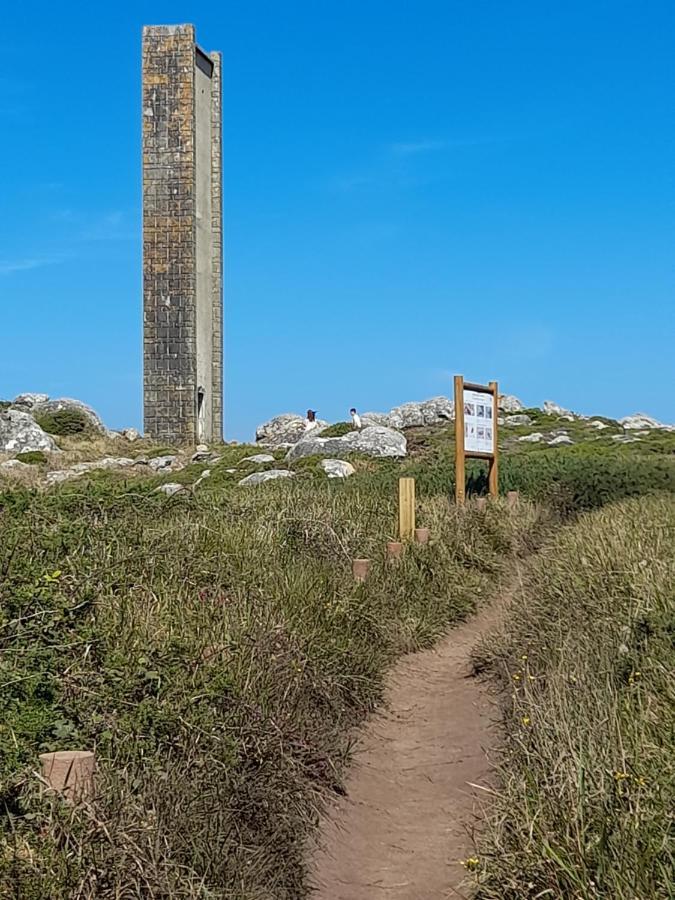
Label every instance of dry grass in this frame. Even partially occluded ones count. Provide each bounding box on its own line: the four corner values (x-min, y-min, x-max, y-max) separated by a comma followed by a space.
471, 494, 675, 899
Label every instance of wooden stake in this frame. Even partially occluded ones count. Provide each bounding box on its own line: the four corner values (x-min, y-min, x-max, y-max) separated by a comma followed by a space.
415, 527, 430, 545
386, 541, 403, 560
488, 380, 499, 499
507, 490, 519, 509
398, 477, 416, 540
352, 559, 371, 582
39, 751, 95, 804
454, 375, 465, 505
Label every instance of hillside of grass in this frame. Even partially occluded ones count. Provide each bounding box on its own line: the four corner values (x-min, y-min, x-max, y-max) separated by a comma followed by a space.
1, 412, 674, 898
0, 471, 542, 898
471, 494, 675, 899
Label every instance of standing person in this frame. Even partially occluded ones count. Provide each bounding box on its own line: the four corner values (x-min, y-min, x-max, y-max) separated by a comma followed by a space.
350, 407, 362, 430
305, 409, 319, 432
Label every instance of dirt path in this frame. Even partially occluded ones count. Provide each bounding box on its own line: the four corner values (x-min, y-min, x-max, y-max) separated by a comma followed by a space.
307, 582, 513, 900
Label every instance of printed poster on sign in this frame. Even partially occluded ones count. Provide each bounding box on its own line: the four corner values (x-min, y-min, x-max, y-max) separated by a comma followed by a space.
463, 389, 495, 454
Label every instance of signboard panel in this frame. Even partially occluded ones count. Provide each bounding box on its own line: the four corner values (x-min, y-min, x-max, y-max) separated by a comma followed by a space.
463, 388, 496, 455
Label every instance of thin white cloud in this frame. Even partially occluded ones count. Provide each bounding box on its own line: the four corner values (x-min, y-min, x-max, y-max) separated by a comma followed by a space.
0, 258, 61, 276
390, 140, 450, 156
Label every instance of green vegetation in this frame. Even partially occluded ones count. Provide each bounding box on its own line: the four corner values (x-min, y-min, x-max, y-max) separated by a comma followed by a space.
0, 476, 540, 898
318, 421, 354, 437
34, 408, 93, 436
473, 495, 675, 899
15, 451, 48, 465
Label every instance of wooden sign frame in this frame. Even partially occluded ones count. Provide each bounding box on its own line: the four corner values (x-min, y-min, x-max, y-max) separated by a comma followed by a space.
454, 375, 499, 504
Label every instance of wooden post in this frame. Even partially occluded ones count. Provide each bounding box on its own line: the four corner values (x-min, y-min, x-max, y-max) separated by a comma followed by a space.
415, 527, 430, 545
454, 375, 466, 505
488, 380, 499, 499
507, 490, 519, 509
386, 541, 403, 560
352, 558, 371, 582
398, 477, 416, 540
39, 751, 95, 804
476, 497, 487, 511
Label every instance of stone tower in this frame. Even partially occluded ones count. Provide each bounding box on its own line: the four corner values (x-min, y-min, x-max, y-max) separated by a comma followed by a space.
142, 24, 223, 444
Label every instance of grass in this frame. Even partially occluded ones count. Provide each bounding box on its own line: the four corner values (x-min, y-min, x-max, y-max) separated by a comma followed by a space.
0, 475, 542, 898
471, 494, 675, 899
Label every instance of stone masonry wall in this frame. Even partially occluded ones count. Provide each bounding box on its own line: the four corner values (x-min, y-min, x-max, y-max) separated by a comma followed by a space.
210, 51, 223, 438
142, 25, 197, 443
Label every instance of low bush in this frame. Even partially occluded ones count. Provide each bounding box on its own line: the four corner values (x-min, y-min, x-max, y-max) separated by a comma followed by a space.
319, 422, 354, 437
15, 450, 48, 465
472, 494, 675, 899
34, 408, 93, 436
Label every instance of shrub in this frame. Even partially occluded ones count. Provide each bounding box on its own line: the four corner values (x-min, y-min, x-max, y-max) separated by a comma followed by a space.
34, 408, 92, 436
15, 451, 47, 465
472, 494, 675, 899
319, 421, 354, 437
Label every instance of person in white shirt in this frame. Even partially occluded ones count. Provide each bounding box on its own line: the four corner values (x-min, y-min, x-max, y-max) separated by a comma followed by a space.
350, 407, 362, 430
305, 409, 319, 431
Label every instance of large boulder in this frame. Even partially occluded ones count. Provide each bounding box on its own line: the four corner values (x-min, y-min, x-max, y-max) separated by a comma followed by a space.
12, 392, 50, 410
498, 395, 524, 413
255, 414, 328, 446
543, 400, 574, 417
320, 459, 356, 478
503, 414, 533, 427
362, 397, 454, 430
620, 413, 671, 431
286, 425, 406, 462
31, 398, 106, 435
0, 410, 58, 454
239, 469, 294, 486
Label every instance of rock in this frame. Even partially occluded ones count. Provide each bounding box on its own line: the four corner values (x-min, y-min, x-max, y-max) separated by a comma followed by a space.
543, 401, 573, 417
320, 459, 356, 478
148, 455, 180, 472
503, 415, 533, 427
619, 413, 670, 431
12, 392, 50, 409
191, 445, 215, 462
1, 458, 31, 470
255, 414, 328, 446
558, 414, 575, 422
549, 435, 574, 445
612, 434, 640, 444
518, 432, 543, 443
287, 425, 406, 462
193, 469, 211, 488
238, 469, 294, 486
31, 398, 106, 434
241, 454, 275, 465
498, 395, 524, 413
590, 420, 609, 430
121, 428, 141, 442
46, 470, 77, 485
362, 397, 454, 430
155, 483, 187, 496
0, 410, 58, 454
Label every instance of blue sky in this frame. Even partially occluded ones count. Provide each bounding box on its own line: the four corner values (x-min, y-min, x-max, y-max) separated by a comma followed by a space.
1, 1, 673, 439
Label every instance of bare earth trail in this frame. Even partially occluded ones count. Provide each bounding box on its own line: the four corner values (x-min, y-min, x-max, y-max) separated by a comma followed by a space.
308, 579, 516, 900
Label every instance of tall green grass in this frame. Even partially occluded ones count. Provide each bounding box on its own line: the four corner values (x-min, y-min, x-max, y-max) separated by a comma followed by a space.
0, 478, 540, 898
472, 494, 675, 899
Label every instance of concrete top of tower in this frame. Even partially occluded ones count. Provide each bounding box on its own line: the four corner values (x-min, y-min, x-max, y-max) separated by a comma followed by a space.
142, 24, 195, 36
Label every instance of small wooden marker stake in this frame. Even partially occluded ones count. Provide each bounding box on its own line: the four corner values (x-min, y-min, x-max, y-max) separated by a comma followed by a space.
352, 559, 371, 582
39, 750, 95, 804
476, 497, 487, 511
398, 477, 416, 541
507, 490, 519, 508
415, 527, 430, 545
386, 541, 403, 560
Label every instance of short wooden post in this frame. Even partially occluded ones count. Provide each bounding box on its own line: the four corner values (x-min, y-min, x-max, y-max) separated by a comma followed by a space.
507, 490, 519, 508
398, 477, 416, 540
415, 527, 430, 545
454, 376, 466, 505
352, 559, 371, 582
386, 541, 403, 560
488, 380, 499, 499
476, 497, 487, 511
39, 750, 95, 803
